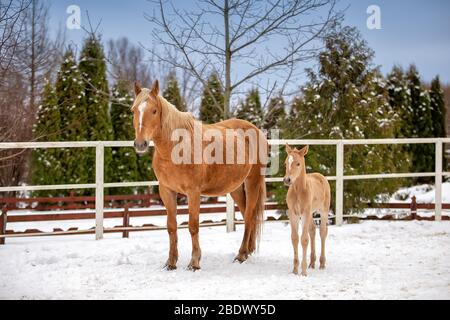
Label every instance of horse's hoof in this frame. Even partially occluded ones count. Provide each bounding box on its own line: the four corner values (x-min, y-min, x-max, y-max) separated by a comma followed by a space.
301, 271, 308, 277
164, 264, 177, 271
187, 264, 201, 271
234, 253, 248, 263
319, 265, 326, 270
309, 263, 315, 269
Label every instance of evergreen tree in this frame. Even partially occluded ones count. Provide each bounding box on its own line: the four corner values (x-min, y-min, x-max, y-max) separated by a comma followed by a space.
430, 76, 446, 138
199, 73, 224, 124
281, 27, 409, 213
407, 65, 434, 180
162, 72, 186, 111
263, 96, 286, 204
386, 66, 414, 179
31, 79, 62, 196
286, 96, 305, 130
136, 153, 155, 192
264, 96, 286, 132
110, 81, 139, 194
386, 66, 413, 138
78, 34, 114, 187
235, 88, 264, 126
56, 49, 89, 189
430, 75, 447, 171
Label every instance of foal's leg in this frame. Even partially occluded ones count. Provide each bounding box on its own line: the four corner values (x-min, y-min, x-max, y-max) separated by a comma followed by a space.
319, 207, 329, 270
300, 212, 312, 276
308, 219, 316, 269
160, 185, 178, 270
288, 209, 300, 275
187, 193, 202, 270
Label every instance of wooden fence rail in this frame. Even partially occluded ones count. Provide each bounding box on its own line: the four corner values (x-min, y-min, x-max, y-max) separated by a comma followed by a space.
0, 194, 448, 244
1, 138, 449, 242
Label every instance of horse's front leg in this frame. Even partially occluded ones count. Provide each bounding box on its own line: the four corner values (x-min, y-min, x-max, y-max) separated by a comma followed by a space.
160, 185, 178, 270
300, 211, 312, 277
288, 209, 300, 275
187, 193, 201, 270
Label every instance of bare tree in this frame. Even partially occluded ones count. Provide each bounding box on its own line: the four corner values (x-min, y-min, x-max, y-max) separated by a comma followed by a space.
18, 0, 63, 114
0, 0, 30, 84
0, 0, 30, 147
107, 37, 153, 88
107, 37, 200, 110
0, 0, 62, 193
0, 67, 29, 193
146, 0, 342, 119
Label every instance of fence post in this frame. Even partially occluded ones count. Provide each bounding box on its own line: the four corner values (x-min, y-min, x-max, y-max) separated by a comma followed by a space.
410, 196, 417, 220
123, 205, 130, 238
95, 143, 104, 240
435, 139, 442, 221
226, 193, 235, 232
335, 141, 344, 226
0, 206, 7, 245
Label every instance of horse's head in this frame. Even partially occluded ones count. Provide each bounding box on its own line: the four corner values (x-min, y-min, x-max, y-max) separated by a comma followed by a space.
131, 80, 162, 154
284, 144, 309, 186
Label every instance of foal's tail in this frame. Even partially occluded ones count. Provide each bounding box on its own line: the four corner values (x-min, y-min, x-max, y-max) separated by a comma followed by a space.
254, 172, 266, 250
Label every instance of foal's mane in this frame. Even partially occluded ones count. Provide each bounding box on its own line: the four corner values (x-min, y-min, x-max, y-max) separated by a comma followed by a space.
132, 88, 196, 140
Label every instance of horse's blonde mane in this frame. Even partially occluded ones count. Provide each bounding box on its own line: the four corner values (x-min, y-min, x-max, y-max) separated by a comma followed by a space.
132, 88, 196, 140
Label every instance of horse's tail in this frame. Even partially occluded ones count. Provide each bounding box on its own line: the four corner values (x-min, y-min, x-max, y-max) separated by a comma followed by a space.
254, 171, 266, 250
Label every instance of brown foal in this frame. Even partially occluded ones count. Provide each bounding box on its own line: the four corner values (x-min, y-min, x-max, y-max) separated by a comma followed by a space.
284, 144, 331, 276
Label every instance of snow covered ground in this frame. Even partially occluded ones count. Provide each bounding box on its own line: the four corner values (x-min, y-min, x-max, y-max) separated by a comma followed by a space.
391, 182, 450, 204
363, 182, 450, 218
1, 220, 449, 300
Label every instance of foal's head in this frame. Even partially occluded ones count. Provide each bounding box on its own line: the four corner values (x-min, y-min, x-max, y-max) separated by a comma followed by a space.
283, 144, 309, 186
131, 80, 161, 154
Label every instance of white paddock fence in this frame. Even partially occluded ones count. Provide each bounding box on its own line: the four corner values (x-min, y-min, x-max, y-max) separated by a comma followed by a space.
0, 138, 449, 240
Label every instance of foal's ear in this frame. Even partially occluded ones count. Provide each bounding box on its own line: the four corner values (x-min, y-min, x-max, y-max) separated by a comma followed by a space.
285, 143, 293, 153
150, 79, 160, 96
134, 81, 142, 96
298, 145, 309, 157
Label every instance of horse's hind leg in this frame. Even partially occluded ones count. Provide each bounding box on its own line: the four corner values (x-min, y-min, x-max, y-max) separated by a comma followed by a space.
319, 207, 329, 270
231, 184, 258, 254
308, 219, 316, 269
230, 183, 246, 220
235, 174, 258, 262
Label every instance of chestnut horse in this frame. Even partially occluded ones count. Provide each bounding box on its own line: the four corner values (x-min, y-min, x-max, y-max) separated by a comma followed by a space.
131, 80, 267, 270
284, 144, 330, 276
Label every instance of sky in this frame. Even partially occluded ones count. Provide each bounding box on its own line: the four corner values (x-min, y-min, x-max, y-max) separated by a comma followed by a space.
48, 0, 450, 84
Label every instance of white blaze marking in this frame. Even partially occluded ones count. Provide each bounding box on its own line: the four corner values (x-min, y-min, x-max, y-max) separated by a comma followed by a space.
288, 155, 294, 170
138, 101, 147, 132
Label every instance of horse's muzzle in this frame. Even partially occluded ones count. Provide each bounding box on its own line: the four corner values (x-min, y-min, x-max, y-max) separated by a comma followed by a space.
134, 140, 149, 154
283, 177, 292, 187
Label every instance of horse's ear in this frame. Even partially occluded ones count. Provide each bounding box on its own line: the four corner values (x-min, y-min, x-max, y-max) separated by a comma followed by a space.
285, 143, 292, 153
150, 79, 159, 96
134, 81, 142, 96
298, 145, 309, 156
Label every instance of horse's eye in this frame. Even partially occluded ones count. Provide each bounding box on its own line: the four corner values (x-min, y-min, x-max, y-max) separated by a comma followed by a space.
152, 109, 157, 114
297, 163, 300, 166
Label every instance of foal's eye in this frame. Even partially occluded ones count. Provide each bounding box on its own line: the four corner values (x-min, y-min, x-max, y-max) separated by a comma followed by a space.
297, 163, 300, 167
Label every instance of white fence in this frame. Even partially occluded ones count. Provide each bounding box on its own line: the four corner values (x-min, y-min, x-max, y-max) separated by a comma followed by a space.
1, 138, 449, 240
